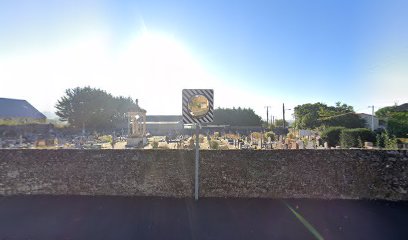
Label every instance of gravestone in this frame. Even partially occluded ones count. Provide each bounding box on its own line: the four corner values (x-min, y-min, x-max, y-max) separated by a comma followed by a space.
292, 142, 299, 149
297, 140, 304, 149
364, 142, 373, 149
306, 142, 314, 149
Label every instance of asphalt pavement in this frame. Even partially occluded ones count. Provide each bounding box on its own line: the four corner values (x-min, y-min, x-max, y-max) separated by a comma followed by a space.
0, 196, 407, 240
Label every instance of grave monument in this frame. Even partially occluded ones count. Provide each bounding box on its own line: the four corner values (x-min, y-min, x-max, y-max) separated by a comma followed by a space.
126, 99, 147, 148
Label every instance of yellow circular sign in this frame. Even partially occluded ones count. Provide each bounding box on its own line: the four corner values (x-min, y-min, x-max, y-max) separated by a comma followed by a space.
188, 95, 210, 118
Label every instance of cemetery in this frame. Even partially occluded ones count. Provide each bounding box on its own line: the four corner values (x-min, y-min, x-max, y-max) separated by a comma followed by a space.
0, 90, 407, 151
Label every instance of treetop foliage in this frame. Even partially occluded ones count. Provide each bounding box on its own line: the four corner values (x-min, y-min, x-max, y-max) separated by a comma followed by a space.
376, 103, 408, 137
294, 102, 365, 129
213, 107, 262, 126
55, 86, 138, 131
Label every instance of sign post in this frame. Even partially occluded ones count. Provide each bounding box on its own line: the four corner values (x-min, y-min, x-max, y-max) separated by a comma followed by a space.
195, 123, 200, 200
182, 89, 214, 200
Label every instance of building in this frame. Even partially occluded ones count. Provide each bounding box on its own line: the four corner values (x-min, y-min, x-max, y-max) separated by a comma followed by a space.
145, 115, 266, 136
146, 115, 183, 136
357, 113, 379, 130
394, 103, 408, 111
0, 98, 46, 124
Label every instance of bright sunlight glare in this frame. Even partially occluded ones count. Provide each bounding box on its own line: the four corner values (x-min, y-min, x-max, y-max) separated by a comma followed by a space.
0, 30, 213, 114
0, 29, 283, 116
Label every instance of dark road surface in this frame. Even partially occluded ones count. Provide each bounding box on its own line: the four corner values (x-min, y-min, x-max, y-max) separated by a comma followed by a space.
0, 196, 407, 240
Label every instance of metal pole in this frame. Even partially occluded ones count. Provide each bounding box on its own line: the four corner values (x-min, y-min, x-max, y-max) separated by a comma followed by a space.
265, 106, 270, 129
283, 103, 286, 129
266, 107, 269, 129
371, 106, 375, 131
195, 123, 200, 200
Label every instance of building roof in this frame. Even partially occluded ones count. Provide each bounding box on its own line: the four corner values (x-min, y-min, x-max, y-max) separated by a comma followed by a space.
395, 103, 408, 111
0, 98, 46, 119
146, 115, 182, 122
146, 122, 182, 125
357, 113, 378, 118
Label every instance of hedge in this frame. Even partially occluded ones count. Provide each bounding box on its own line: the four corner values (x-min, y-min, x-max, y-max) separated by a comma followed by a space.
321, 127, 345, 147
340, 128, 376, 148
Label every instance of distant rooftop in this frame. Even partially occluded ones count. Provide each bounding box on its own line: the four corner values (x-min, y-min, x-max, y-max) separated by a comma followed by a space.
395, 103, 408, 112
146, 115, 182, 122
0, 98, 46, 119
357, 113, 376, 117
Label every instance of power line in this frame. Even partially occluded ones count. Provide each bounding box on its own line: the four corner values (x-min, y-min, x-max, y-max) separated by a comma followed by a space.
317, 107, 367, 121
318, 111, 355, 120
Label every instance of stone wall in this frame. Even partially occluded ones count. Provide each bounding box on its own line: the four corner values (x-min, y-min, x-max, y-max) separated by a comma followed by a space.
0, 150, 407, 200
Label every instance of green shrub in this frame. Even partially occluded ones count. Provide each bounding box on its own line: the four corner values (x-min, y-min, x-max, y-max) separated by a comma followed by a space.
376, 133, 385, 148
264, 131, 276, 141
98, 135, 112, 143
321, 127, 345, 147
377, 131, 398, 150
385, 135, 398, 150
151, 141, 158, 149
340, 128, 375, 148
209, 140, 219, 150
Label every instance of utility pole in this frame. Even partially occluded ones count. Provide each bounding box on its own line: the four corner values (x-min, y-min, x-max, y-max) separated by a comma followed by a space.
264, 106, 271, 129
368, 105, 375, 131
282, 104, 292, 129
283, 103, 286, 128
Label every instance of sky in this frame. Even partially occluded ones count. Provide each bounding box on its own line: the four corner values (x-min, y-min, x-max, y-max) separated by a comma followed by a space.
0, 0, 407, 120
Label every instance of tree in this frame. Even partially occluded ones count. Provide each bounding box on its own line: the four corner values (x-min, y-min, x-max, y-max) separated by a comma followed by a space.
55, 87, 138, 131
213, 107, 262, 126
320, 102, 365, 128
274, 119, 289, 128
294, 103, 325, 129
387, 112, 408, 137
294, 102, 365, 129
376, 104, 408, 138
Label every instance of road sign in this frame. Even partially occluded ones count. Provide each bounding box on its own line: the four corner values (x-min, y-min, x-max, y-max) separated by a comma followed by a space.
182, 89, 214, 124
182, 89, 214, 200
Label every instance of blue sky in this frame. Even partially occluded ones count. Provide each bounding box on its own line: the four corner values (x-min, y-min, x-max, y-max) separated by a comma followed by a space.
0, 0, 407, 119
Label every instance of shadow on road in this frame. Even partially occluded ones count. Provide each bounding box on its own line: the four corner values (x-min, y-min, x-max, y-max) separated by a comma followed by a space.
0, 196, 407, 240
